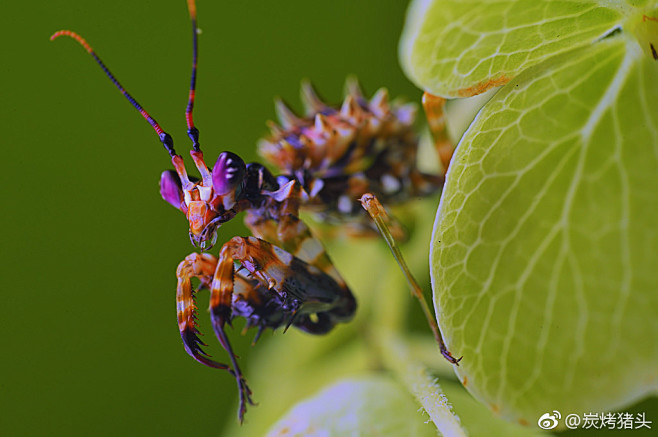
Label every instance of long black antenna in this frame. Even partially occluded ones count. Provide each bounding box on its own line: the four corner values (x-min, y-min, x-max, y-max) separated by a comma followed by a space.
50, 30, 177, 158
185, 0, 201, 152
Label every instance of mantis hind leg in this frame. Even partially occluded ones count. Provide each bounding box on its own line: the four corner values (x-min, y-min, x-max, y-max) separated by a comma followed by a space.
360, 193, 461, 365
422, 92, 454, 172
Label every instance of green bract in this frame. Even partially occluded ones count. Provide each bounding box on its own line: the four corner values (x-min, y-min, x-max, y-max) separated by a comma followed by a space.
401, 0, 634, 97
401, 0, 658, 427
265, 377, 440, 437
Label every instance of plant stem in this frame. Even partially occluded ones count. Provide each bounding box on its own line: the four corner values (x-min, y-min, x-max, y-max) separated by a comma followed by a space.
379, 329, 468, 437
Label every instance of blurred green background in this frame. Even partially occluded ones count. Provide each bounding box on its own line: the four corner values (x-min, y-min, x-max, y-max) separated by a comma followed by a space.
1, 0, 420, 435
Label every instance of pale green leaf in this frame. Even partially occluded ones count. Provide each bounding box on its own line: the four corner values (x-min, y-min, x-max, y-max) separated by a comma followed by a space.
400, 0, 628, 97
265, 376, 440, 437
431, 32, 658, 427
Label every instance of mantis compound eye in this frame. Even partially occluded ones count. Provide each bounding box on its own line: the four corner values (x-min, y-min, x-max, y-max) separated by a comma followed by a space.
160, 170, 184, 209
212, 152, 246, 195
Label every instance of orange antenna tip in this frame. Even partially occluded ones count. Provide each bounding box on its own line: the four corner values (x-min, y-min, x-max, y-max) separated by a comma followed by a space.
50, 30, 93, 53
187, 0, 197, 19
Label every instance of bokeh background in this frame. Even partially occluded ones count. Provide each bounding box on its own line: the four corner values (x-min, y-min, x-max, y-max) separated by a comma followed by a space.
1, 0, 420, 435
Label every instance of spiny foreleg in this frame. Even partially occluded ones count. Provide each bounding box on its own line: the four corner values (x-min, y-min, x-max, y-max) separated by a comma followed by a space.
176, 251, 254, 423
176, 252, 234, 370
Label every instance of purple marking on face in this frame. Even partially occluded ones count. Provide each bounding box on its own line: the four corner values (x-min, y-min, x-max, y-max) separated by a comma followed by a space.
160, 170, 184, 209
212, 152, 246, 195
